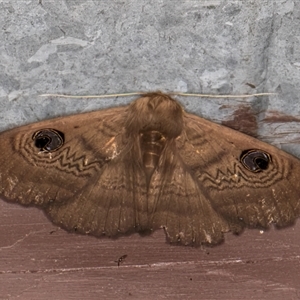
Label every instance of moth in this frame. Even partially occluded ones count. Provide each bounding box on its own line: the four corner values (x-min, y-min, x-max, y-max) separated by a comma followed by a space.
0, 92, 300, 246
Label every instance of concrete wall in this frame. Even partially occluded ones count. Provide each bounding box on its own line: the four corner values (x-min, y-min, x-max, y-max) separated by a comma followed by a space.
0, 0, 300, 157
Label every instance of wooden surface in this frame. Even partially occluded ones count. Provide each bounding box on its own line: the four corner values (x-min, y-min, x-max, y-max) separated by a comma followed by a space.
1, 200, 300, 300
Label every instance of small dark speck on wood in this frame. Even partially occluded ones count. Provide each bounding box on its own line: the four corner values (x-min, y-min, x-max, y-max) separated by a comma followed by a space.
115, 254, 128, 267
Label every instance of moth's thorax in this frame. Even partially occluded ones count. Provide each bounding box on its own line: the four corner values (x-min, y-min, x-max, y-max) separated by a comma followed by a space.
124, 92, 183, 181
125, 92, 183, 138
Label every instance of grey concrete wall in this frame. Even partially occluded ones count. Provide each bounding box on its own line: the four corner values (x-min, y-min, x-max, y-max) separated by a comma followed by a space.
0, 0, 300, 155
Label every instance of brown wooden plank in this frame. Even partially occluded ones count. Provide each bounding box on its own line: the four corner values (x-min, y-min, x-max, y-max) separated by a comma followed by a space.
1, 199, 300, 300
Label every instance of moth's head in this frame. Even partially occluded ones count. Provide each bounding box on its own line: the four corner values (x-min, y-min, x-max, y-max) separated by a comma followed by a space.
125, 92, 183, 138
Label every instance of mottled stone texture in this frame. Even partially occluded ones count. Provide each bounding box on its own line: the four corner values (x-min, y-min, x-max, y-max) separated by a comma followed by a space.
0, 0, 299, 157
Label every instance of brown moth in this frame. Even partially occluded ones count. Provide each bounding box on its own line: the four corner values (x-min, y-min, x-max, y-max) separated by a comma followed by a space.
0, 92, 300, 246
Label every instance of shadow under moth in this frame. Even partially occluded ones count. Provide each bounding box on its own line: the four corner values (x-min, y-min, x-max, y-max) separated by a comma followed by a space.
0, 92, 300, 246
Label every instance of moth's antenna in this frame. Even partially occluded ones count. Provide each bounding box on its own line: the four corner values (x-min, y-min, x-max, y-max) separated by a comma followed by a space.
40, 92, 142, 98
171, 92, 277, 98
40, 92, 277, 99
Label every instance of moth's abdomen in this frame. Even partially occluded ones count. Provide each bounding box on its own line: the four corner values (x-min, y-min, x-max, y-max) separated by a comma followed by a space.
140, 131, 166, 179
